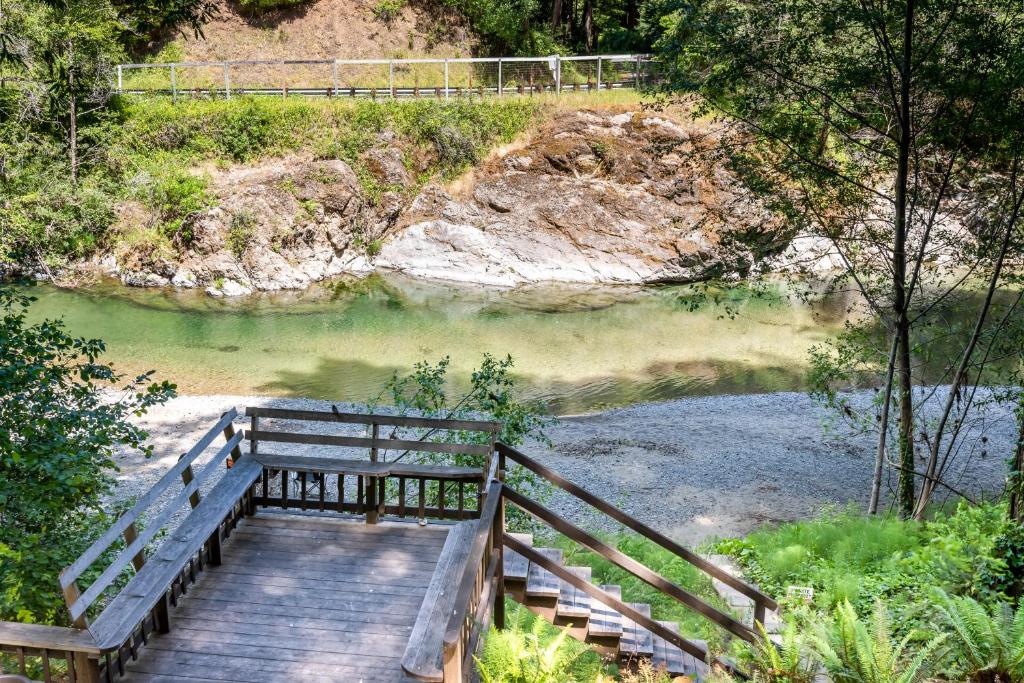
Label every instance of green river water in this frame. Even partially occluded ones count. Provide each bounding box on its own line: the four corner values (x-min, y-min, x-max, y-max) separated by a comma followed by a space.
21, 275, 849, 415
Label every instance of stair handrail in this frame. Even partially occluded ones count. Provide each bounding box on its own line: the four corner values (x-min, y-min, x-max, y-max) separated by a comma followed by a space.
503, 486, 757, 641
497, 443, 778, 621
503, 533, 747, 679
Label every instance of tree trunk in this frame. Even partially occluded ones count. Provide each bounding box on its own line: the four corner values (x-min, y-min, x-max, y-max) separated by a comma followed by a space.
869, 337, 899, 514
1011, 406, 1024, 522
893, 0, 916, 517
626, 0, 638, 30
67, 39, 77, 184
583, 0, 594, 52
551, 0, 562, 32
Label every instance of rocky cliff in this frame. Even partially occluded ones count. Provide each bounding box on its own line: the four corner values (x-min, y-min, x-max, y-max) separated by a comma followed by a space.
103, 108, 797, 295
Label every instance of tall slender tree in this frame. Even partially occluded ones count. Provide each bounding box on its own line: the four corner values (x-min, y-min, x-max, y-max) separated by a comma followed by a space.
660, 0, 1024, 515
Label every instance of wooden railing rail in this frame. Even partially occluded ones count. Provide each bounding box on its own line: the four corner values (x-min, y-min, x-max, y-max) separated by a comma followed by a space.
0, 622, 101, 683
440, 477, 504, 682
60, 409, 242, 626
497, 443, 777, 620
503, 535, 747, 679
244, 407, 502, 433
502, 486, 757, 643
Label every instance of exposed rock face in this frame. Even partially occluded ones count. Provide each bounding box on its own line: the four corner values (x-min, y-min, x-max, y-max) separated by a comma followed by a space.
375, 111, 787, 287
117, 157, 392, 294
106, 109, 798, 296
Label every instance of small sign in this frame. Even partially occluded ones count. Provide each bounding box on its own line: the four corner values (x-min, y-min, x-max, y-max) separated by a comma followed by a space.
786, 585, 814, 603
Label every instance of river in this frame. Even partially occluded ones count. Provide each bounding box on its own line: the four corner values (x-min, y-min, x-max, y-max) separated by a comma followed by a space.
20, 275, 848, 415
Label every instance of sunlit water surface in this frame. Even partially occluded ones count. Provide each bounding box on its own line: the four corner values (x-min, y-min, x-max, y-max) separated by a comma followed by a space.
21, 275, 849, 415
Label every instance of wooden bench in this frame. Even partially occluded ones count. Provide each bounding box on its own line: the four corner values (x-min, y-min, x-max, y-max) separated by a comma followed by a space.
245, 407, 501, 522
58, 409, 258, 656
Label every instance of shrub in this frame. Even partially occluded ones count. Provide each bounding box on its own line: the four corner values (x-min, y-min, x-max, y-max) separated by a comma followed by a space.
476, 602, 606, 682
373, 0, 406, 23
236, 0, 309, 12
931, 589, 1024, 683
227, 211, 257, 258
0, 288, 174, 623
810, 601, 945, 683
146, 170, 211, 246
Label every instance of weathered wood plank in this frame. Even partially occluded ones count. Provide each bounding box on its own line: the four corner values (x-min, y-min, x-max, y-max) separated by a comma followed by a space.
556, 566, 593, 620
620, 603, 654, 658
652, 623, 703, 677
244, 406, 500, 433
502, 532, 532, 582
248, 431, 491, 457
588, 584, 623, 638
525, 548, 563, 599
0, 622, 100, 654
401, 521, 476, 682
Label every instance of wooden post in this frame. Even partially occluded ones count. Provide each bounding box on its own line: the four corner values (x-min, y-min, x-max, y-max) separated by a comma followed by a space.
154, 592, 171, 633
442, 639, 462, 682
73, 652, 101, 683
122, 519, 146, 572
179, 453, 201, 510
222, 414, 244, 468
60, 579, 88, 629
493, 474, 506, 630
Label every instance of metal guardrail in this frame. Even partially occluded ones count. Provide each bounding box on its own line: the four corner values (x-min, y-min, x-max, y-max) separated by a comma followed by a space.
114, 54, 658, 101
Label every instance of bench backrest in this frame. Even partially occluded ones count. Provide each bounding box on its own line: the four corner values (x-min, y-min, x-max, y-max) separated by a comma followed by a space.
59, 409, 244, 627
243, 407, 502, 468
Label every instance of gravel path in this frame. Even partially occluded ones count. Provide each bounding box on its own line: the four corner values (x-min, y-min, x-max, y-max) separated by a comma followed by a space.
113, 390, 1017, 545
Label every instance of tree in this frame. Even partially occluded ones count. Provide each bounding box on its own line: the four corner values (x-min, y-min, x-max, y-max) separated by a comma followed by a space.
659, 0, 1024, 516
0, 285, 174, 622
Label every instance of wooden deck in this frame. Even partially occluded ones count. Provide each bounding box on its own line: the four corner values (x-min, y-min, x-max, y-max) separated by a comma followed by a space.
118, 511, 451, 683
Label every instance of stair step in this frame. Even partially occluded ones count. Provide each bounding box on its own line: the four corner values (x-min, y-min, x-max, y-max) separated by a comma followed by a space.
503, 533, 533, 582
588, 584, 623, 638
525, 548, 563, 599
652, 622, 705, 678
619, 603, 653, 658
556, 566, 592, 620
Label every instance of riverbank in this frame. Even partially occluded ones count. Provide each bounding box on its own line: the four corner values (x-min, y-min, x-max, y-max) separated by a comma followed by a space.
114, 389, 1017, 545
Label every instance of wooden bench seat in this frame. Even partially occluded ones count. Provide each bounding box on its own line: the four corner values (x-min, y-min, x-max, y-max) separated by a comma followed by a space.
252, 453, 483, 481
89, 456, 262, 652
401, 521, 476, 681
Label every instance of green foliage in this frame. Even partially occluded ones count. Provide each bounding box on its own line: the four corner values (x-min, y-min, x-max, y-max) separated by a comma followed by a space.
236, 0, 309, 11
476, 602, 606, 682
744, 621, 817, 683
227, 211, 257, 258
931, 589, 1024, 683
142, 168, 211, 245
810, 601, 945, 683
0, 287, 174, 623
372, 0, 406, 23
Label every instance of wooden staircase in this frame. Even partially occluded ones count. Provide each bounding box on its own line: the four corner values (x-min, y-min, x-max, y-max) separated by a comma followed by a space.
492, 444, 782, 681
501, 532, 709, 679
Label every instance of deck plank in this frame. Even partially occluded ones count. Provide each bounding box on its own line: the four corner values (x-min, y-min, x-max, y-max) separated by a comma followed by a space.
117, 511, 452, 683
503, 532, 533, 582
525, 548, 563, 599
620, 603, 654, 658
556, 566, 593, 620
588, 584, 623, 637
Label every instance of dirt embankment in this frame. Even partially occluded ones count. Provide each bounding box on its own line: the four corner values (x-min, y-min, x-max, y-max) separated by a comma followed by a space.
175, 0, 474, 63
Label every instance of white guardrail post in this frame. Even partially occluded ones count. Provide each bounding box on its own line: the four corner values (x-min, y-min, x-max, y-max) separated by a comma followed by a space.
498, 58, 502, 96
444, 59, 449, 99
116, 65, 122, 92
555, 54, 561, 94
170, 64, 176, 103
223, 62, 231, 100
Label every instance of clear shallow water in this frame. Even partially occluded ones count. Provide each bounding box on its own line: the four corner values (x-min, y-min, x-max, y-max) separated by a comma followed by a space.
20, 275, 848, 415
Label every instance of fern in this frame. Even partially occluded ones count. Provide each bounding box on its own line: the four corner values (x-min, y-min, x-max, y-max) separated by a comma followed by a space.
931, 588, 1024, 682
810, 600, 945, 683
745, 621, 817, 683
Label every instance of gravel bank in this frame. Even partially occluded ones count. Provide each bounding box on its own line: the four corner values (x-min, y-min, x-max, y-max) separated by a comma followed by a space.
114, 390, 1017, 545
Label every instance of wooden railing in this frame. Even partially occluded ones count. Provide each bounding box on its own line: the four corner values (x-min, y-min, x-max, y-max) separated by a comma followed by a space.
440, 464, 505, 681
498, 443, 778, 621
245, 407, 501, 523
0, 622, 102, 682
